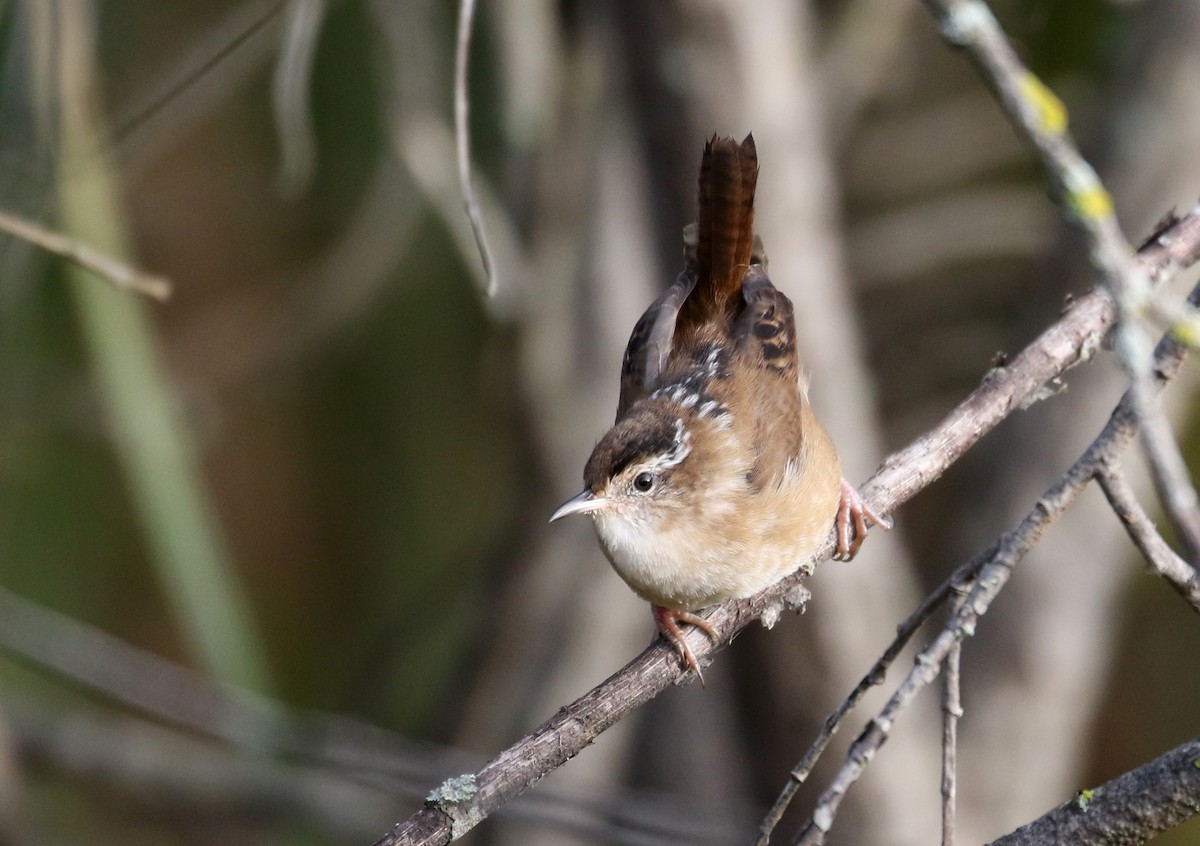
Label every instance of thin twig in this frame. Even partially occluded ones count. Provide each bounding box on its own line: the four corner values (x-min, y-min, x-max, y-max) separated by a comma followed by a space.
376, 209, 1200, 846
453, 0, 498, 296
1094, 465, 1200, 614
0, 209, 170, 300
796, 458, 1093, 844
940, 597, 964, 846
1129, 215, 1200, 560
1132, 388, 1200, 561
106, 0, 287, 151
791, 280, 1200, 845
754, 567, 979, 845
396, 116, 524, 309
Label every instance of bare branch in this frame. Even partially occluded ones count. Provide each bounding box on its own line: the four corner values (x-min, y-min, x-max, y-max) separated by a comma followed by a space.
374, 206, 1200, 845
940, 601, 964, 846
1095, 465, 1200, 615
0, 583, 282, 748
107, 0, 287, 158
918, 0, 1200, 562
0, 209, 171, 300
856, 202, 1200, 516
1132, 385, 1200, 561
453, 0, 498, 296
395, 116, 526, 315
755, 568, 978, 845
987, 739, 1200, 846
792, 276, 1200, 845
757, 205, 1200, 845
795, 488, 1090, 843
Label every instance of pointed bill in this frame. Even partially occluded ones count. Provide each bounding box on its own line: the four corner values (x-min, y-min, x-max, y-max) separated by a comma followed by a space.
549, 490, 606, 522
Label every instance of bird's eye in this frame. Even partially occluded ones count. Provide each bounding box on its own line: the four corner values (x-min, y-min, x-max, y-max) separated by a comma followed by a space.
633, 471, 655, 492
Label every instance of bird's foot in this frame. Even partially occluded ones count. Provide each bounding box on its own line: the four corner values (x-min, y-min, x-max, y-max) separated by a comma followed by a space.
652, 605, 718, 685
835, 479, 892, 561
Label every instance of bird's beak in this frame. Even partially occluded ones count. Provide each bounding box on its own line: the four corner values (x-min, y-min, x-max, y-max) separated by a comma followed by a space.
549, 490, 606, 522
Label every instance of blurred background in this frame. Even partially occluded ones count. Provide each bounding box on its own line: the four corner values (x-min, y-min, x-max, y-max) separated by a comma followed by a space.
1, 0, 1198, 844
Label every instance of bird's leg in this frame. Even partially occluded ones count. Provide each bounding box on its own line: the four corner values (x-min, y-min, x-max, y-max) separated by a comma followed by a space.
652, 605, 718, 684
835, 479, 892, 560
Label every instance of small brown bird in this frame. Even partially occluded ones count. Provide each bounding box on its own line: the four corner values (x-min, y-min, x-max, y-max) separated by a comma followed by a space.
551, 134, 888, 677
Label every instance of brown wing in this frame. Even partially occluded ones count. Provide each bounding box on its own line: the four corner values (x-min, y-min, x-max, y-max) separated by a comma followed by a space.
733, 265, 799, 383
616, 270, 697, 419
733, 265, 805, 488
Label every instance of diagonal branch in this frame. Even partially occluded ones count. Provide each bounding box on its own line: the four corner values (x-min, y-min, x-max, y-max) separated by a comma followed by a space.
792, 273, 1200, 844
918, 0, 1200, 562
374, 205, 1200, 845
856, 201, 1200, 514
987, 739, 1200, 846
0, 209, 171, 300
1132, 386, 1200, 562
1095, 466, 1200, 615
377, 8, 1200, 843
754, 567, 979, 845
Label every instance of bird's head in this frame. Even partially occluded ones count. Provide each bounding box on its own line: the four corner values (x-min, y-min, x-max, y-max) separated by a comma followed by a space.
550, 404, 696, 532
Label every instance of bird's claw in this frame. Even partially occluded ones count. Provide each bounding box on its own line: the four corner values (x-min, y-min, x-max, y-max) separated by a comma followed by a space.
835, 479, 891, 561
652, 605, 718, 685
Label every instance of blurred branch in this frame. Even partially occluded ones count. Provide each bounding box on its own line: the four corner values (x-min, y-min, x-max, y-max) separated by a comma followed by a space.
395, 115, 525, 316
272, 0, 326, 195
1095, 466, 1200, 614
1133, 365, 1200, 561
0, 209, 170, 300
793, 272, 1200, 846
848, 185, 1054, 285
8, 702, 397, 843
12, 695, 756, 846
987, 739, 1200, 846
0, 583, 281, 749
374, 207, 1200, 844
454, 0, 498, 296
0, 584, 753, 846
843, 88, 1030, 202
110, 0, 287, 159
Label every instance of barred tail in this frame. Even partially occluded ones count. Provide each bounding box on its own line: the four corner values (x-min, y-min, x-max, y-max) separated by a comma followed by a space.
690, 133, 758, 323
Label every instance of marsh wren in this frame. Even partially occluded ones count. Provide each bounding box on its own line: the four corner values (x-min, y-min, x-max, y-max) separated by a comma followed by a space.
551, 135, 888, 677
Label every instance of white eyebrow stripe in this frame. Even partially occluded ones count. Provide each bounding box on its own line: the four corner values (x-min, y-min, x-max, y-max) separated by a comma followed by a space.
652, 418, 693, 470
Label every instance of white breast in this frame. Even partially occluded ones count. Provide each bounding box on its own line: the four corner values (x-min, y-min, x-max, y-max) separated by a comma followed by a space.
592, 507, 800, 611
